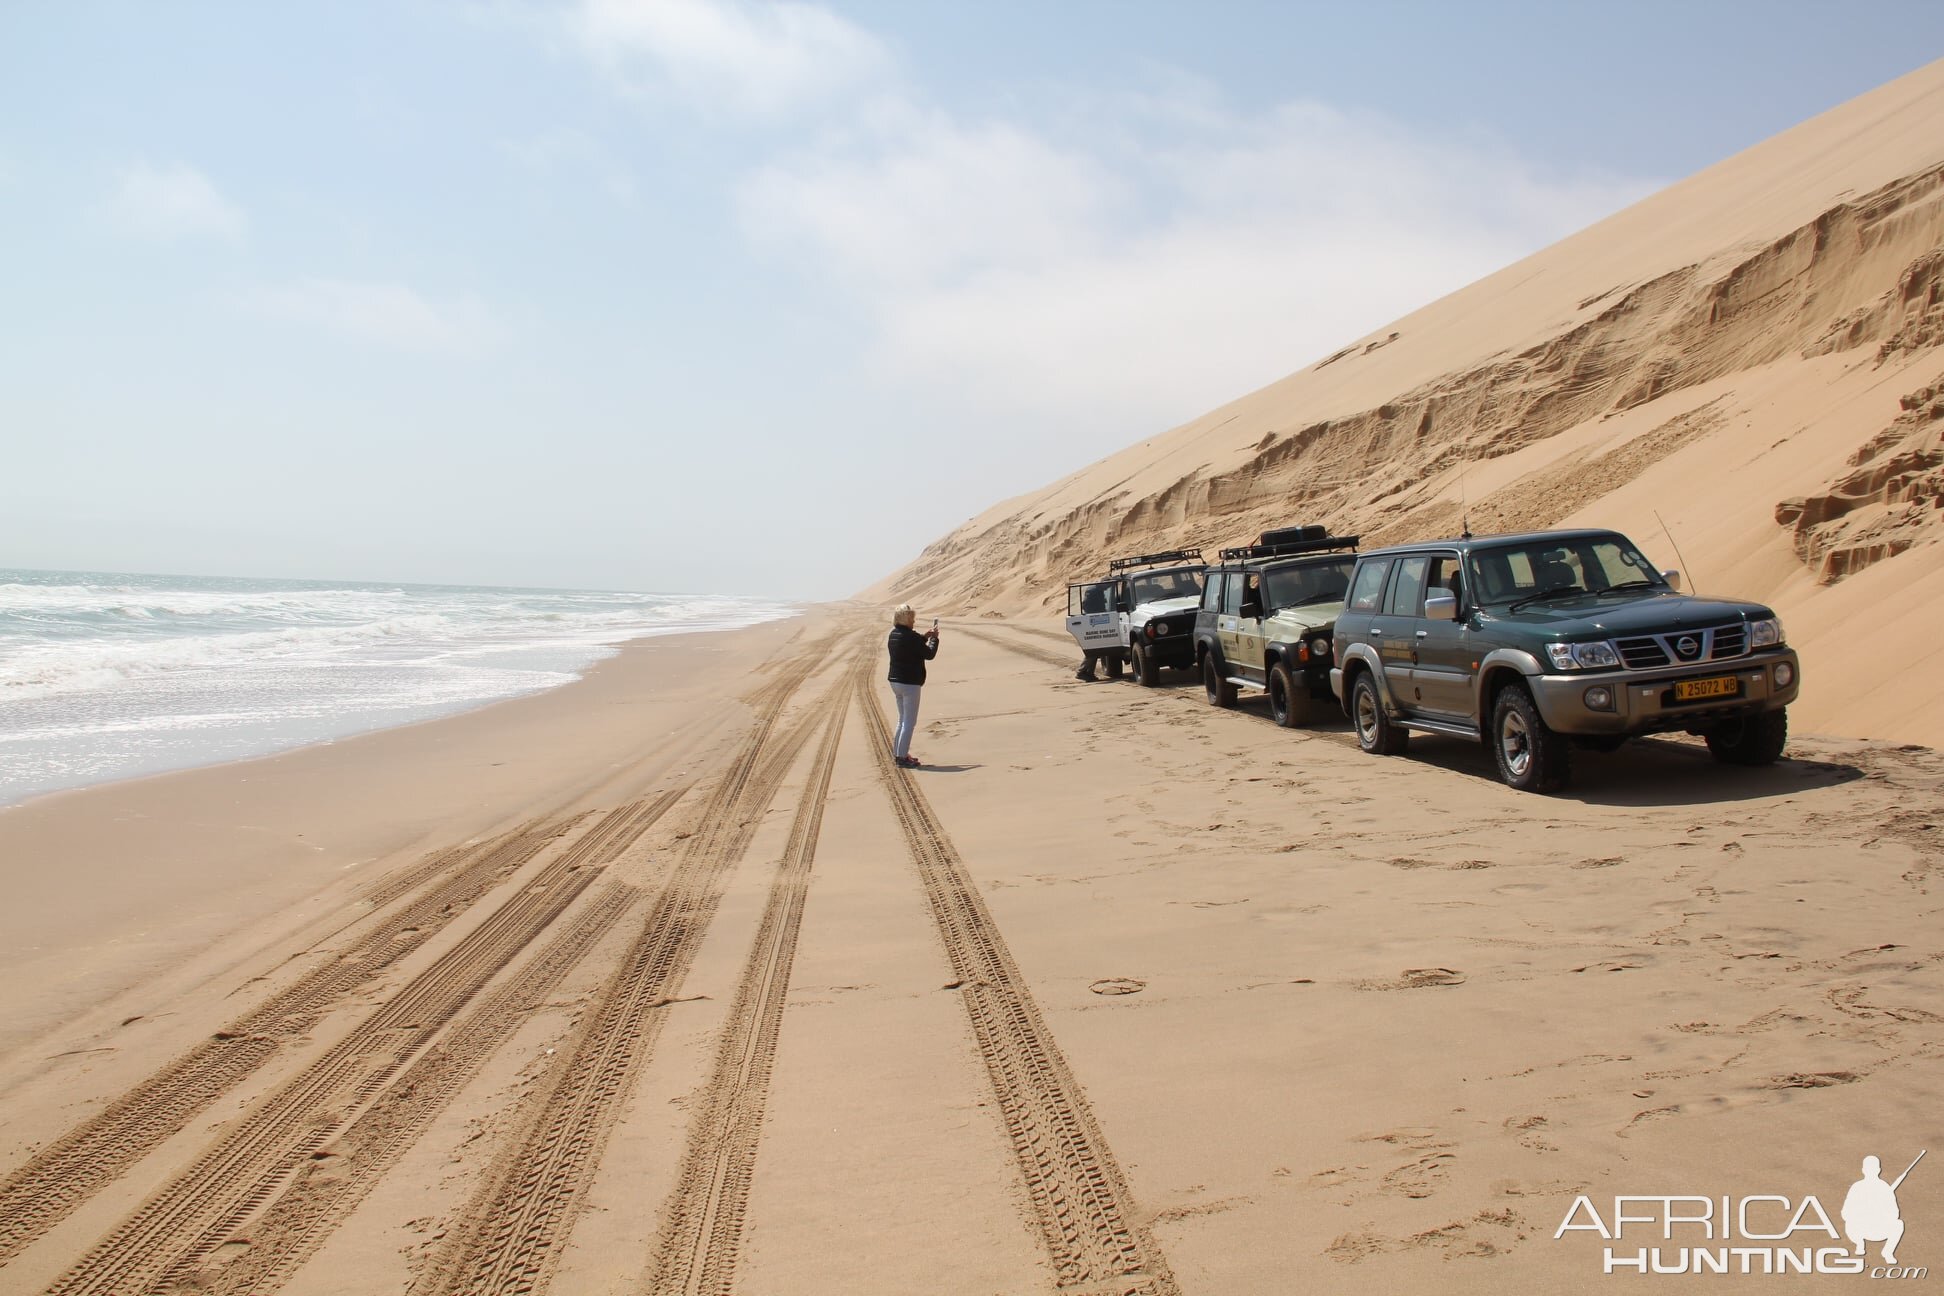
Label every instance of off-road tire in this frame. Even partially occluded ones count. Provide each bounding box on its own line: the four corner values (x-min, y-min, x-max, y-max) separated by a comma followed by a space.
1350, 671, 1407, 755
1105, 651, 1124, 680
1202, 653, 1237, 708
1132, 641, 1161, 687
1491, 683, 1570, 792
1705, 708, 1788, 766
1268, 661, 1314, 728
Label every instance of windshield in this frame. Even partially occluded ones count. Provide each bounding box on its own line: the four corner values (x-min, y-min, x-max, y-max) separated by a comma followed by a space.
1128, 567, 1203, 605
1467, 535, 1666, 605
1264, 557, 1354, 610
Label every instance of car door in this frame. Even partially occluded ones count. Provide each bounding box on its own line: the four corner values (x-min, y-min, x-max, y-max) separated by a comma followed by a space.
1232, 570, 1268, 682
1196, 570, 1224, 655
1066, 582, 1122, 651
1371, 553, 1429, 711
1411, 551, 1476, 718
1217, 568, 1246, 667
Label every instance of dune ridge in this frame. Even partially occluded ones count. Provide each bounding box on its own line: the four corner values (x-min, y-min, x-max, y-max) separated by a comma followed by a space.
873, 60, 1944, 744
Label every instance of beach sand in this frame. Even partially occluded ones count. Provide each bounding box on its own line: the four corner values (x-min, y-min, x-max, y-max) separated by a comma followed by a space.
1, 611, 1938, 1294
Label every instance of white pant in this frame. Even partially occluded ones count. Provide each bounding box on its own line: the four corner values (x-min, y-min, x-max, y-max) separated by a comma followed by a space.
889, 681, 922, 759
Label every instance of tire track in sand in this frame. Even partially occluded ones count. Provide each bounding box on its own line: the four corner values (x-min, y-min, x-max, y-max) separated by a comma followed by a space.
412, 656, 846, 1296
954, 624, 1077, 670
43, 792, 679, 1296
0, 818, 577, 1269
858, 656, 1180, 1296
643, 669, 852, 1296
198, 880, 642, 1295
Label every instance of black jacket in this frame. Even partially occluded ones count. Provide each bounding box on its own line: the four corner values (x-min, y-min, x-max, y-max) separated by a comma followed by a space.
887, 625, 939, 685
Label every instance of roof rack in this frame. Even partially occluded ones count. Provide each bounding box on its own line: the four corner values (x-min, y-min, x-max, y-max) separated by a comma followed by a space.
1107, 548, 1203, 573
1217, 534, 1360, 561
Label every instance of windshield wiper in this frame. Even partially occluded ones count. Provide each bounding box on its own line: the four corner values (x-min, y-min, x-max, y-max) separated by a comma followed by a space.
1290, 593, 1341, 607
1599, 579, 1659, 594
1508, 583, 1584, 612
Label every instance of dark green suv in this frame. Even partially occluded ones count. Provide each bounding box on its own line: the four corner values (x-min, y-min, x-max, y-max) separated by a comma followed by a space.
1329, 529, 1802, 792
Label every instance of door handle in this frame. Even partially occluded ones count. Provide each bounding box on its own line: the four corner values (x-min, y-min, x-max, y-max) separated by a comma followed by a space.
1370, 628, 1383, 635
1415, 630, 1429, 638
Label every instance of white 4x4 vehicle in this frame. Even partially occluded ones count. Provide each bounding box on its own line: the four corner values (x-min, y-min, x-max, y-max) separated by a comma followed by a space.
1064, 550, 1205, 685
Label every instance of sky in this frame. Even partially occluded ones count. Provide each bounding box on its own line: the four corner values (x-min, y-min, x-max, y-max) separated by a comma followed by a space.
4, 3, 1942, 599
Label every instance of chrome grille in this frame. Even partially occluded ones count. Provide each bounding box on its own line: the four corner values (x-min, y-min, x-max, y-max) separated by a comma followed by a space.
1615, 636, 1669, 669
1711, 624, 1747, 658
1613, 623, 1748, 671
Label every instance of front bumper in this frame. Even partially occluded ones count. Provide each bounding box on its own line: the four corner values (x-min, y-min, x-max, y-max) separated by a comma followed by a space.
1527, 649, 1801, 734
1144, 632, 1196, 667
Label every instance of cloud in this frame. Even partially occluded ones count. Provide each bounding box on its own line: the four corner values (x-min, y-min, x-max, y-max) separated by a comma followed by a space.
246, 278, 501, 352
501, 129, 639, 204
568, 0, 889, 118
100, 162, 246, 241
737, 89, 1659, 427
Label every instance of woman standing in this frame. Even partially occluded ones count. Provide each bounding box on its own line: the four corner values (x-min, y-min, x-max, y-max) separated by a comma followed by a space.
886, 603, 940, 769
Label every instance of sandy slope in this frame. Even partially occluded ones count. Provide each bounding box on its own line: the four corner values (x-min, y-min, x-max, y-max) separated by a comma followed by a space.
871, 58, 1944, 746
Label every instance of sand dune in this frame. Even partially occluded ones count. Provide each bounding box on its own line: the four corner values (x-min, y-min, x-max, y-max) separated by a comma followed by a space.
872, 58, 1944, 745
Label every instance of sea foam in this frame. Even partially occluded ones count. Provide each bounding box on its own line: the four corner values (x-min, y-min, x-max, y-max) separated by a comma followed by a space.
0, 570, 796, 807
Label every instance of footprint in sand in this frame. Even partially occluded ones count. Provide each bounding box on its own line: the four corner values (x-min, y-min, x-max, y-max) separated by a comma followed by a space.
1089, 977, 1146, 996
1504, 1114, 1560, 1153
1763, 1070, 1859, 1089
1356, 967, 1468, 990
1618, 1105, 1681, 1137
1571, 955, 1652, 973
1382, 1152, 1456, 1198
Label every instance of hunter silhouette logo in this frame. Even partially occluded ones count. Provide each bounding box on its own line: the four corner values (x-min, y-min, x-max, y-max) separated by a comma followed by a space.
1555, 1148, 1928, 1277
1845, 1150, 1923, 1266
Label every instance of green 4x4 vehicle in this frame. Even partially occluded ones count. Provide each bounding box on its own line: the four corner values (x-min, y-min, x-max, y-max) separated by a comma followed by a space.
1329, 529, 1802, 792
1193, 526, 1360, 726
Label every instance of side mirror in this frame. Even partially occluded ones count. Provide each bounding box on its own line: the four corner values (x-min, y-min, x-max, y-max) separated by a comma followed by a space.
1240, 597, 1263, 619
1424, 589, 1458, 621
1661, 569, 1682, 592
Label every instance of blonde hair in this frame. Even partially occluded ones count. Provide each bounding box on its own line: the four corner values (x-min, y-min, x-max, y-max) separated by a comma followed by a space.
893, 603, 916, 627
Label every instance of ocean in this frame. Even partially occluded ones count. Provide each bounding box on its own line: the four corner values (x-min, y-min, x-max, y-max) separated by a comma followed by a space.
0, 569, 797, 808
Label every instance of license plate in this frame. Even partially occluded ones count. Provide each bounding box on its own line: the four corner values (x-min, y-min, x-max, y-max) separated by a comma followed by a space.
1673, 675, 1739, 702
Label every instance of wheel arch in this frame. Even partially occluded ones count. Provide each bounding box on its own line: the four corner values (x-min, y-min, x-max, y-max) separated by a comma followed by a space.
1337, 646, 1394, 715
1475, 649, 1545, 717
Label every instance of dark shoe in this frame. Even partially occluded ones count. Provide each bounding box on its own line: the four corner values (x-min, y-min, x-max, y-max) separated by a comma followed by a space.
1075, 669, 1096, 681
896, 755, 921, 769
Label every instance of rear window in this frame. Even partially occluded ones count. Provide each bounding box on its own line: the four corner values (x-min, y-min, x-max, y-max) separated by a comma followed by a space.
1201, 572, 1224, 612
1222, 572, 1247, 615
1384, 556, 1429, 616
1346, 559, 1391, 612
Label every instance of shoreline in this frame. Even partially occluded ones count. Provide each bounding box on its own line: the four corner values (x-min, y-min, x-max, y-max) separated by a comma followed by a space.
0, 607, 803, 815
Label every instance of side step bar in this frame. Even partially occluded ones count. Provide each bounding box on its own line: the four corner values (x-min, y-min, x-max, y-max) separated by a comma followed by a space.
1396, 715, 1482, 741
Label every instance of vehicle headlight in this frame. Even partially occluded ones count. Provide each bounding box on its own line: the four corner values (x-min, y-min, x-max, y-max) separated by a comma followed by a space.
1310, 637, 1329, 655
1749, 617, 1783, 648
1152, 621, 1168, 636
1546, 640, 1620, 671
